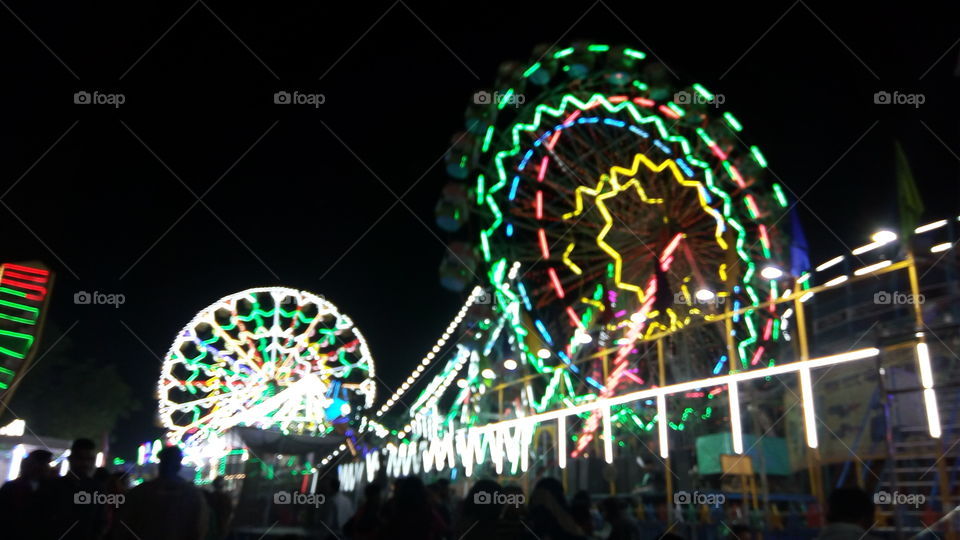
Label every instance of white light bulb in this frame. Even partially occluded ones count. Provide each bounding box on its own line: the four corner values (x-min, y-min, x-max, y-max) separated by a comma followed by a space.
760, 266, 783, 280
537, 348, 551, 359
504, 359, 518, 371
695, 289, 715, 301
871, 230, 897, 243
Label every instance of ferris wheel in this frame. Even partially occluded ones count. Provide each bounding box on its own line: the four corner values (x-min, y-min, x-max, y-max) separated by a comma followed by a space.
440, 43, 792, 447
158, 287, 376, 450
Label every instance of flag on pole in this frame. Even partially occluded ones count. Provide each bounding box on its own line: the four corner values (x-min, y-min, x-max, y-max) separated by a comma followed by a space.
895, 141, 924, 241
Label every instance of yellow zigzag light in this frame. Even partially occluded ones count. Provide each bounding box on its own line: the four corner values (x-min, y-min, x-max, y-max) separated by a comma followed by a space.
561, 154, 728, 304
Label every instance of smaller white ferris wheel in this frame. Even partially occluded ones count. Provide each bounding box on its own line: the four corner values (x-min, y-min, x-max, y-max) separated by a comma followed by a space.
158, 287, 376, 450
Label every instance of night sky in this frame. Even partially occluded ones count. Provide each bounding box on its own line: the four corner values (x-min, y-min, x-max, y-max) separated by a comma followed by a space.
1, 1, 957, 458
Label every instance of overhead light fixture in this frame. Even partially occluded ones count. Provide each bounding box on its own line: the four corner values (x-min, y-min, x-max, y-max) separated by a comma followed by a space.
823, 275, 849, 287
931, 242, 952, 253
760, 266, 783, 280
871, 230, 897, 243
915, 220, 948, 234
695, 289, 715, 301
854, 260, 892, 276
815, 256, 844, 272
537, 348, 551, 359
503, 359, 518, 371
481, 368, 496, 379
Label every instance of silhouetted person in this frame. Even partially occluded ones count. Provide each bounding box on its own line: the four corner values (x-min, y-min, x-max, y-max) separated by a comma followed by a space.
428, 478, 453, 531
41, 438, 108, 540
113, 446, 208, 540
528, 477, 586, 540
380, 476, 447, 540
321, 478, 353, 539
204, 477, 233, 540
817, 488, 879, 540
600, 497, 642, 540
103, 472, 129, 536
344, 481, 384, 540
571, 490, 595, 537
0, 449, 53, 539
496, 484, 534, 540
457, 479, 502, 539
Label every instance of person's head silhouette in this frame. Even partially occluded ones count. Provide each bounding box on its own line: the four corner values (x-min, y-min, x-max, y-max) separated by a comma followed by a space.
21, 449, 53, 481
156, 446, 183, 479
68, 439, 97, 479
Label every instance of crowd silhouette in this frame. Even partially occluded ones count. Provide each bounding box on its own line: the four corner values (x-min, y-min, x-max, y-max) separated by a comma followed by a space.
0, 440, 230, 540
1, 438, 880, 540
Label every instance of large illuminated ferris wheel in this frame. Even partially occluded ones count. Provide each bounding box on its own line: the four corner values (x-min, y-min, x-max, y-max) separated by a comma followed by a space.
158, 287, 376, 450
434, 42, 793, 451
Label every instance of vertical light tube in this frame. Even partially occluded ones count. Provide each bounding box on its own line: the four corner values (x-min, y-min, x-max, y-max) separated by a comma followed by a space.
657, 394, 669, 458
799, 367, 818, 448
728, 382, 744, 454
603, 406, 614, 464
923, 389, 942, 439
557, 417, 567, 469
916, 343, 942, 438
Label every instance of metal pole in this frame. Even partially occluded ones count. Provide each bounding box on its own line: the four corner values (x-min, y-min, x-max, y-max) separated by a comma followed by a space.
794, 285, 825, 514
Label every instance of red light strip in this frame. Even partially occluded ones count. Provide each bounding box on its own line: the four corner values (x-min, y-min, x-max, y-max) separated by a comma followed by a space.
751, 346, 766, 366
3, 264, 49, 276
548, 267, 565, 299
658, 105, 680, 119
538, 229, 550, 259
708, 143, 728, 161
537, 156, 549, 182
1, 270, 47, 283
727, 164, 745, 188
0, 278, 47, 301
566, 306, 584, 330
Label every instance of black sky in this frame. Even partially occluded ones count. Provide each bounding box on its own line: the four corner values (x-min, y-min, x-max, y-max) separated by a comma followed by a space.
1, 1, 957, 458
